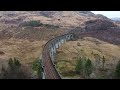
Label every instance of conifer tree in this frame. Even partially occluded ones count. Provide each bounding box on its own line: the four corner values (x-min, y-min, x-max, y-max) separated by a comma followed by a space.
102, 56, 105, 70
115, 60, 120, 78
75, 57, 83, 74
84, 58, 93, 77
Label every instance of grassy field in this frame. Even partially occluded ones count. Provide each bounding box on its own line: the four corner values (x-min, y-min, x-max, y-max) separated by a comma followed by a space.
0, 22, 69, 78
55, 37, 120, 79
0, 38, 45, 68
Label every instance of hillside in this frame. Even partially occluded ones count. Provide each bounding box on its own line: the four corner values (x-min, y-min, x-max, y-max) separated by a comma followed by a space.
0, 11, 111, 28
0, 11, 119, 79
55, 30, 120, 79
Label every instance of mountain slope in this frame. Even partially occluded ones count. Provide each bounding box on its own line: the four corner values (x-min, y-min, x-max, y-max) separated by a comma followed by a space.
0, 11, 119, 79
0, 11, 111, 28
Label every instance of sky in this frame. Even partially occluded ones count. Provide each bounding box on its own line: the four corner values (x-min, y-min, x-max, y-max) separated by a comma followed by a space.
91, 11, 120, 18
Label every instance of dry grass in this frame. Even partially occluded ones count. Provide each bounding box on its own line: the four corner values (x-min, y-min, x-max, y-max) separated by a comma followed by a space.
0, 38, 46, 78
0, 38, 46, 66
55, 37, 120, 79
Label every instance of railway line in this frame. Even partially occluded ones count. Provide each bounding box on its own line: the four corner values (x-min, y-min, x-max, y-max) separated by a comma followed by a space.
41, 27, 101, 79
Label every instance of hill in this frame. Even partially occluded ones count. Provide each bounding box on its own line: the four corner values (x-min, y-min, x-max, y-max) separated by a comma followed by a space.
0, 11, 111, 28
0, 11, 119, 79
55, 29, 120, 79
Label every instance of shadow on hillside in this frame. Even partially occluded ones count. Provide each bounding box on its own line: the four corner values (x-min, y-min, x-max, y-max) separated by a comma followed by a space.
79, 30, 120, 45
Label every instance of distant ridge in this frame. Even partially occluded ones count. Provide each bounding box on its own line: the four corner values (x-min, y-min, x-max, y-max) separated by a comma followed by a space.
111, 17, 120, 21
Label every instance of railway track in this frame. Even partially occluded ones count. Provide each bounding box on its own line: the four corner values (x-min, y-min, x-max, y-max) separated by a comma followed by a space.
41, 27, 101, 79
42, 32, 75, 79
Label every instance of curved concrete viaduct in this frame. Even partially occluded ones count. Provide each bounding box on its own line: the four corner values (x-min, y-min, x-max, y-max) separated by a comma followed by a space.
41, 27, 96, 79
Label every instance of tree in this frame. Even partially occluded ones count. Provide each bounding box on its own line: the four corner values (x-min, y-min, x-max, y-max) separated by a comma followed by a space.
75, 57, 83, 74
38, 60, 42, 79
8, 58, 21, 71
8, 58, 14, 70
115, 60, 120, 78
14, 58, 21, 67
0, 65, 7, 79
84, 58, 93, 77
0, 58, 30, 79
94, 54, 101, 69
32, 58, 42, 79
102, 56, 105, 70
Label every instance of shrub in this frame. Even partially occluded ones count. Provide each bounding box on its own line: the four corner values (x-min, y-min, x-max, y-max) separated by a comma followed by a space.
0, 58, 29, 79
75, 57, 83, 74
21, 21, 43, 27
114, 60, 120, 79
32, 58, 42, 79
20, 20, 59, 28
8, 58, 21, 71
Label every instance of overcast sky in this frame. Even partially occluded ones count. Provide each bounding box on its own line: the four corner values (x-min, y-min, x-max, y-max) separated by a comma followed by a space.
91, 11, 120, 18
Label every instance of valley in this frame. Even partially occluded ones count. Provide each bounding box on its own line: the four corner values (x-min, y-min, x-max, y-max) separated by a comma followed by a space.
0, 11, 119, 79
